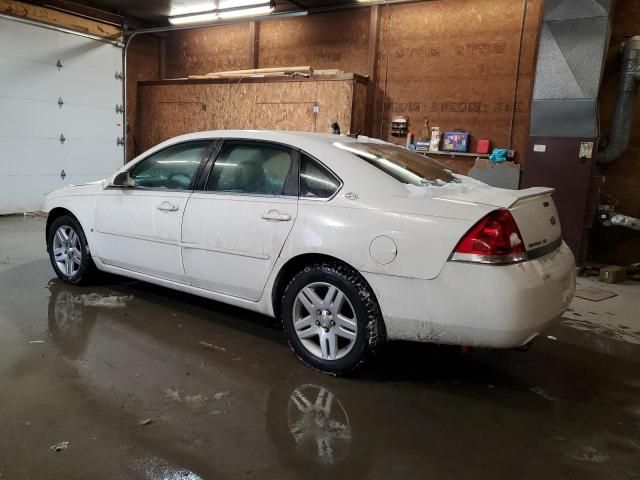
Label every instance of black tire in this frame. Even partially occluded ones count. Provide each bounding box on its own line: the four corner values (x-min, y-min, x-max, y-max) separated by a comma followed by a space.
47, 214, 97, 285
281, 262, 385, 375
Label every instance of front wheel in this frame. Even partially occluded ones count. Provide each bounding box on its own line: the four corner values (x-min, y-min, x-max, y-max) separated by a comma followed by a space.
281, 262, 385, 375
47, 215, 97, 285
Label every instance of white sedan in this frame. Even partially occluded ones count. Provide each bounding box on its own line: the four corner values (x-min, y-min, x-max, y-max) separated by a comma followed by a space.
44, 130, 576, 374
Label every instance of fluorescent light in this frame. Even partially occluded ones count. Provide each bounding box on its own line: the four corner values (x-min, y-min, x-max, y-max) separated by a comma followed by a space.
169, 12, 218, 24
218, 5, 272, 18
220, 0, 270, 7
170, 2, 215, 16
169, 1, 274, 25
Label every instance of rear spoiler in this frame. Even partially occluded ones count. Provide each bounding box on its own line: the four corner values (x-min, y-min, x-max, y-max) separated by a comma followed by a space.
507, 187, 555, 207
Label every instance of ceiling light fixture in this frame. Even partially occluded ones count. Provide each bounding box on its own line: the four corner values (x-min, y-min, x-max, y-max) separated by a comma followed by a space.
169, 1, 275, 25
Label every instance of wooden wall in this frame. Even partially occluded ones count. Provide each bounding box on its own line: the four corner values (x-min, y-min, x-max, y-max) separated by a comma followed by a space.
136, 76, 367, 153
588, 0, 640, 266
373, 0, 542, 167
166, 23, 252, 78
258, 10, 370, 76
127, 0, 543, 173
126, 35, 161, 158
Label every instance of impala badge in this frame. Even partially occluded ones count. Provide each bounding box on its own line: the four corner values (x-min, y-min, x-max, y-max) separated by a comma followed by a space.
345, 192, 359, 200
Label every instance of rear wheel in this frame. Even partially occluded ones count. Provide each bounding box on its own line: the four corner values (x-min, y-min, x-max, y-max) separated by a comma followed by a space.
281, 262, 385, 375
47, 215, 97, 285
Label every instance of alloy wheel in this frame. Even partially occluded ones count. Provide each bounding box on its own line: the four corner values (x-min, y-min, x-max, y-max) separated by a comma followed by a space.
292, 282, 358, 361
52, 225, 82, 277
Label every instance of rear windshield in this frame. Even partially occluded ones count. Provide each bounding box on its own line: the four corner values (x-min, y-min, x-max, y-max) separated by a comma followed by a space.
334, 141, 457, 186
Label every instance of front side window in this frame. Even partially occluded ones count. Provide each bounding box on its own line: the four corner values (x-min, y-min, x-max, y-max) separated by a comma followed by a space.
131, 141, 210, 190
206, 142, 294, 195
300, 155, 340, 199
334, 141, 456, 186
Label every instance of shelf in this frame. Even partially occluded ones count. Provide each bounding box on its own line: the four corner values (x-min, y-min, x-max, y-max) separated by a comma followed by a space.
414, 149, 489, 159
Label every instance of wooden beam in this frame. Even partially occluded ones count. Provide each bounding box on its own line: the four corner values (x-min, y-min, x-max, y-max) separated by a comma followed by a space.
365, 5, 381, 136
249, 21, 259, 69
0, 0, 121, 39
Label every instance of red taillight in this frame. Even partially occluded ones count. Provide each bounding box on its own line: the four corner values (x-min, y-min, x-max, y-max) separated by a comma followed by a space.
451, 209, 527, 264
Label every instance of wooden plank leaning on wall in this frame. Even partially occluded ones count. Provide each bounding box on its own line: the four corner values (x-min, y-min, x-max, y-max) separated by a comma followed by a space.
0, 0, 121, 39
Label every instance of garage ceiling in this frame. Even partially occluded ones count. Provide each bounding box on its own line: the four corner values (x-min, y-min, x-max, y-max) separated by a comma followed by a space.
51, 0, 375, 26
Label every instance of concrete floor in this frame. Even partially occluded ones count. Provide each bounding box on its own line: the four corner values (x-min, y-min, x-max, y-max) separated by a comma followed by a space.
1, 215, 639, 479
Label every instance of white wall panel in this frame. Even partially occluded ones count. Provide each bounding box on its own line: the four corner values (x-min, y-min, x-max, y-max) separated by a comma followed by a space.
0, 16, 123, 214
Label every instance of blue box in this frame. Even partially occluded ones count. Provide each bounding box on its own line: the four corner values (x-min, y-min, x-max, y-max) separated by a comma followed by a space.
442, 131, 470, 153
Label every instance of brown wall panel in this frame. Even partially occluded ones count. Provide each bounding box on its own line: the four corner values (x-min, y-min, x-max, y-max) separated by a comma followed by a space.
373, 0, 540, 169
258, 10, 370, 75
165, 23, 252, 78
589, 0, 640, 265
126, 34, 160, 160
351, 80, 368, 134
129, 0, 543, 176
136, 77, 366, 152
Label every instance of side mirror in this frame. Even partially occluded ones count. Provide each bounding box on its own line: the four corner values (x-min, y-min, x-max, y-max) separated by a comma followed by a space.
111, 171, 135, 188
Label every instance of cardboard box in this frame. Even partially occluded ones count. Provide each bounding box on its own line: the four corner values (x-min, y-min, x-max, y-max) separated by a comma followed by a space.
599, 266, 627, 284
477, 139, 491, 154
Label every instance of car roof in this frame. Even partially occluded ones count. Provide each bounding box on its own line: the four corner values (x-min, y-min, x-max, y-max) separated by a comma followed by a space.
123, 130, 407, 197
165, 129, 389, 148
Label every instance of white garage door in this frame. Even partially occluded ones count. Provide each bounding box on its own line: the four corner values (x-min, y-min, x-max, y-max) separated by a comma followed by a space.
0, 16, 123, 214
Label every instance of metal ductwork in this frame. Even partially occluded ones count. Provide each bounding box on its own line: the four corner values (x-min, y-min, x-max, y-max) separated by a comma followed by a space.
523, 0, 614, 264
597, 35, 640, 165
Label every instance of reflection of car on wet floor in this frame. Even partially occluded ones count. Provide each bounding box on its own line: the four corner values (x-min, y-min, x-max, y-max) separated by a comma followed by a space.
47, 281, 361, 474
47, 280, 626, 479
44, 130, 576, 374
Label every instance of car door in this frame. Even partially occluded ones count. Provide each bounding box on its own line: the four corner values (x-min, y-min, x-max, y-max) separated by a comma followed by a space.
94, 140, 214, 283
181, 140, 299, 301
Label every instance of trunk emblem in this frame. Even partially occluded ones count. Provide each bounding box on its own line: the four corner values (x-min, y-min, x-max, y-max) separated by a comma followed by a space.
550, 216, 556, 226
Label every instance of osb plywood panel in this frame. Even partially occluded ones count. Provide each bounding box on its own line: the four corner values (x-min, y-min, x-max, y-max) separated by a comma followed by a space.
126, 34, 160, 160
136, 78, 365, 151
588, 0, 640, 265
258, 10, 369, 75
316, 80, 353, 135
154, 102, 207, 145
373, 0, 541, 169
201, 84, 229, 131
166, 24, 252, 78
351, 80, 368, 134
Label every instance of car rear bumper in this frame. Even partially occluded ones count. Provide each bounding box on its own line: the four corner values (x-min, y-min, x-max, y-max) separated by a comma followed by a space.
363, 241, 576, 348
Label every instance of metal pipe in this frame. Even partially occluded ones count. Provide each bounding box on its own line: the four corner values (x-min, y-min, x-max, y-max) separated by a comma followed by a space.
122, 10, 309, 162
597, 35, 640, 165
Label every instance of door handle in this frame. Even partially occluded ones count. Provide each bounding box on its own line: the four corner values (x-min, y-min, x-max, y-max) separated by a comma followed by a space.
261, 210, 292, 222
157, 201, 179, 212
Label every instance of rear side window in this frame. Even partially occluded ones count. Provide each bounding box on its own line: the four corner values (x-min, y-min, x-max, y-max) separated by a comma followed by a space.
300, 155, 340, 199
131, 141, 210, 190
206, 142, 294, 195
334, 141, 456, 186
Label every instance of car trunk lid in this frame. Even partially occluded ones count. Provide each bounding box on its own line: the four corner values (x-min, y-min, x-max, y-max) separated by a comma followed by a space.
431, 182, 562, 255
509, 191, 562, 256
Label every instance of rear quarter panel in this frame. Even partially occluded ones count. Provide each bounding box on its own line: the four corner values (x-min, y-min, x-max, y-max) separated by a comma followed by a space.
282, 198, 482, 280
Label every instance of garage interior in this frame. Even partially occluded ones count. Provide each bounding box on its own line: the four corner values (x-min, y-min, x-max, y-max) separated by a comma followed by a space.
1, 0, 640, 477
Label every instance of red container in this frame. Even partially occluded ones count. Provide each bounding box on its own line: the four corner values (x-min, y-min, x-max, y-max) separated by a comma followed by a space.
477, 139, 491, 154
